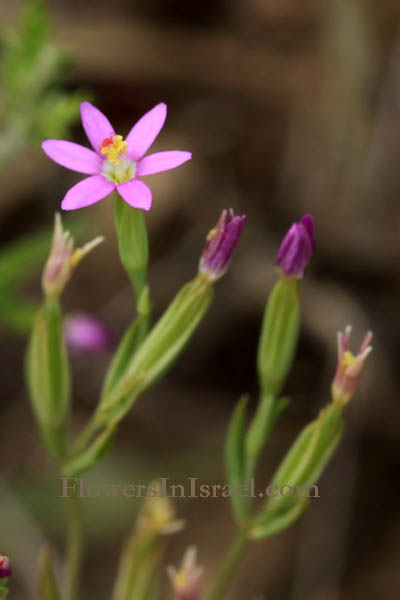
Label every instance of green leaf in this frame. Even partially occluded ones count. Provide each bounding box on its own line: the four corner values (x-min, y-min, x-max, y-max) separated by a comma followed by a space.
257, 277, 300, 397
113, 195, 149, 298
38, 546, 62, 600
103, 316, 148, 398
250, 497, 309, 540
224, 396, 251, 523
64, 423, 117, 477
96, 277, 213, 426
256, 404, 343, 523
103, 286, 152, 398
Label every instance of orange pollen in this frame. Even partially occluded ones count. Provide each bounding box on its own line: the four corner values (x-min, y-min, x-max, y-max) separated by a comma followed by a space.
100, 134, 128, 165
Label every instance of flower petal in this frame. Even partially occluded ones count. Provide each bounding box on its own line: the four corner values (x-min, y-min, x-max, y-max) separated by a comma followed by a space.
126, 103, 167, 160
42, 140, 102, 174
80, 101, 115, 152
117, 179, 152, 211
136, 150, 192, 176
61, 176, 115, 211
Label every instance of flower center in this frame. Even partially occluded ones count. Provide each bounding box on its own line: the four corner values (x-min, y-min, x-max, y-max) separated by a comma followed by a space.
100, 134, 127, 165
102, 155, 136, 184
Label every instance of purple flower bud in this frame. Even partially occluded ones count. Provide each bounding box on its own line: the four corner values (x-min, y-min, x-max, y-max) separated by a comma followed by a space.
275, 214, 315, 278
0, 555, 12, 579
199, 209, 246, 282
64, 313, 112, 353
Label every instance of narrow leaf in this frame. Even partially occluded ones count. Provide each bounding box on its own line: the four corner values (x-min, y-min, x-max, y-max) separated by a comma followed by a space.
63, 423, 117, 477
97, 277, 213, 425
250, 497, 309, 540
224, 396, 250, 523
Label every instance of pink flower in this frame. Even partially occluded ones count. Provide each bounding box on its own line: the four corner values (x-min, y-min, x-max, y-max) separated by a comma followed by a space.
42, 102, 192, 211
331, 326, 373, 407
64, 313, 112, 353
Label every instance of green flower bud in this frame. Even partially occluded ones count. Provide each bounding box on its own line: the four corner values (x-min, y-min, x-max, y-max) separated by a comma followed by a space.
26, 298, 70, 461
257, 277, 300, 398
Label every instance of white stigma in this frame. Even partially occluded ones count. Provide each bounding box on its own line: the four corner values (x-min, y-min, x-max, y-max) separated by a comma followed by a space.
102, 156, 136, 183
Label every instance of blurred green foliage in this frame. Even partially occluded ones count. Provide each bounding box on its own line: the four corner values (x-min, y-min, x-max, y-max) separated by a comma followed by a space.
0, 217, 87, 333
0, 580, 9, 599
0, 0, 90, 333
0, 227, 53, 332
0, 0, 87, 169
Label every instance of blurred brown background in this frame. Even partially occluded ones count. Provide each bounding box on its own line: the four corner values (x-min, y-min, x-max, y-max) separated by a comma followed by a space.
1, 0, 400, 598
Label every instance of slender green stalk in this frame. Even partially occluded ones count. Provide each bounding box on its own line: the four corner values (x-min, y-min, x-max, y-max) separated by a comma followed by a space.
204, 530, 248, 600
112, 534, 160, 600
73, 417, 103, 454
245, 393, 275, 471
65, 488, 84, 600
245, 393, 289, 481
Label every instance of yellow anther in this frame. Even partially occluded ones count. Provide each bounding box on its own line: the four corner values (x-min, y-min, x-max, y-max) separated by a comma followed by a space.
342, 351, 357, 369
175, 571, 188, 590
206, 227, 216, 241
100, 134, 128, 165
70, 248, 84, 268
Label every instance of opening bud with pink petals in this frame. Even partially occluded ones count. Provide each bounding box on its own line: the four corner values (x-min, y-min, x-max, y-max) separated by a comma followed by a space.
167, 547, 203, 600
42, 214, 103, 300
331, 326, 373, 408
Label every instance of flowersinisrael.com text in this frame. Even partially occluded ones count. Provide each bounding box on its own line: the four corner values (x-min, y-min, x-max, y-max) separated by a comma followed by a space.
60, 478, 320, 499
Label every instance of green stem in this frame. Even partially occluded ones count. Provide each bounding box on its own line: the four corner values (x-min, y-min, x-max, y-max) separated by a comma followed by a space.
65, 487, 84, 600
74, 284, 152, 456
245, 393, 289, 480
245, 394, 275, 477
204, 530, 248, 600
73, 416, 104, 455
